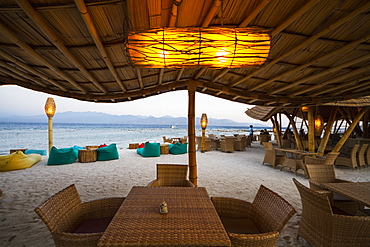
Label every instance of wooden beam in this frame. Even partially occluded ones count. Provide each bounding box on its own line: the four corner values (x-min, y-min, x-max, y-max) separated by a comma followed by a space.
16, 0, 107, 94
169, 0, 181, 27
176, 68, 184, 81
317, 107, 337, 156
249, 34, 370, 92
158, 68, 164, 85
284, 111, 303, 150
271, 115, 282, 148
238, 0, 270, 28
194, 67, 208, 79
202, 0, 221, 27
211, 69, 229, 83
136, 68, 143, 89
230, 1, 370, 88
308, 107, 315, 153
187, 81, 197, 186
333, 107, 369, 152
74, 0, 127, 92
0, 21, 86, 93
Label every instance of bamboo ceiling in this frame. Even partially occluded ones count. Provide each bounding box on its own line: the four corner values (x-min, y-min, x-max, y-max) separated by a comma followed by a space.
0, 0, 370, 107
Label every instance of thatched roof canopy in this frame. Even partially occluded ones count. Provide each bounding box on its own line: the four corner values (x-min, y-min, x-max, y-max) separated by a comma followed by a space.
245, 96, 370, 122
1, 0, 370, 107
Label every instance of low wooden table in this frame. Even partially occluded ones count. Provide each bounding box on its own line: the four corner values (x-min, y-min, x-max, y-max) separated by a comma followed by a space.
78, 149, 97, 163
98, 187, 231, 246
275, 148, 317, 176
128, 143, 139, 149
160, 143, 169, 154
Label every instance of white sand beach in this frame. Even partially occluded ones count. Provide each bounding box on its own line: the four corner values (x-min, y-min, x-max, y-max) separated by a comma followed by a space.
1, 142, 369, 247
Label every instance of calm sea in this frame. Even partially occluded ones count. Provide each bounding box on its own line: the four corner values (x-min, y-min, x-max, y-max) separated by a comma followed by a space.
0, 122, 260, 155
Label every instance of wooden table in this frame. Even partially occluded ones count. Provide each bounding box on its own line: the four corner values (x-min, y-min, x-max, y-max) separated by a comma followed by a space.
98, 186, 231, 246
321, 182, 370, 207
78, 149, 97, 163
274, 148, 317, 176
160, 143, 169, 154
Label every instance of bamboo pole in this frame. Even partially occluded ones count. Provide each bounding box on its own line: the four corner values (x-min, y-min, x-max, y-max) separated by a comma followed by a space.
48, 117, 53, 152
284, 112, 303, 150
168, 1, 180, 27
202, 0, 221, 27
271, 115, 282, 147
238, 0, 270, 28
308, 107, 315, 153
16, 0, 107, 94
332, 107, 369, 153
74, 0, 126, 92
364, 111, 369, 137
317, 107, 337, 156
188, 81, 197, 186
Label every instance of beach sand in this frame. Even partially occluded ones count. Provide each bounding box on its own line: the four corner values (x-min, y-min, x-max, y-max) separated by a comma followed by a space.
1, 142, 369, 247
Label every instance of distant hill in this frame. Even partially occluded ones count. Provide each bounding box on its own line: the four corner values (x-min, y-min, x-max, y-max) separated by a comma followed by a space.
0, 111, 268, 127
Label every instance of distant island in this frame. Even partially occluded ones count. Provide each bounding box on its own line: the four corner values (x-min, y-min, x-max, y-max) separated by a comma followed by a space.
0, 111, 268, 128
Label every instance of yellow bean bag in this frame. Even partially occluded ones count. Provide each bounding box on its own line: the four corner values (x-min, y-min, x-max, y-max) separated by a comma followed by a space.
0, 151, 41, 172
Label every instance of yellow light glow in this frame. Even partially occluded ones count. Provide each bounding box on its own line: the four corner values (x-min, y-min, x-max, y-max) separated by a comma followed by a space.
301, 106, 308, 112
314, 117, 323, 131
128, 27, 271, 68
44, 97, 56, 118
200, 113, 208, 129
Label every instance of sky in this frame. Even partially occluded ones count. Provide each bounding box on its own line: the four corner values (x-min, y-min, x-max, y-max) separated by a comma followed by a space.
0, 85, 270, 125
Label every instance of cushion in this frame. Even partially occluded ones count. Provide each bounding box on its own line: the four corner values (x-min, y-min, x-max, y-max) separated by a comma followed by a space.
0, 152, 16, 168
99, 144, 108, 148
140, 142, 160, 157
47, 147, 77, 165
220, 217, 261, 234
169, 142, 188, 155
96, 143, 119, 161
0, 151, 41, 171
139, 143, 145, 148
24, 149, 47, 156
73, 216, 113, 233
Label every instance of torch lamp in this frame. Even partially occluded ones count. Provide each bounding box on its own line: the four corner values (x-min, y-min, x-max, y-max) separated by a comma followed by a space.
45, 97, 56, 152
200, 113, 208, 153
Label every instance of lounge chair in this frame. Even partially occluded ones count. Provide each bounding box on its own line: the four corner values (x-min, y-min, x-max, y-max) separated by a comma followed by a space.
35, 184, 124, 247
304, 152, 339, 166
211, 185, 296, 247
220, 136, 235, 153
357, 144, 368, 168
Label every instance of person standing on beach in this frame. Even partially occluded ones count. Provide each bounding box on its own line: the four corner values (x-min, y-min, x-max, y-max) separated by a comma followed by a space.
249, 125, 254, 138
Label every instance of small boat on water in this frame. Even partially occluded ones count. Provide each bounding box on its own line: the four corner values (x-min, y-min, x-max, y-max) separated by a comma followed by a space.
171, 125, 177, 129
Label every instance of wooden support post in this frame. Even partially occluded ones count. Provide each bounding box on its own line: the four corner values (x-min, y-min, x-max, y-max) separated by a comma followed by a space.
188, 81, 197, 186
332, 107, 369, 153
271, 115, 282, 147
317, 107, 337, 156
308, 107, 315, 153
48, 117, 53, 152
364, 110, 369, 137
284, 112, 303, 150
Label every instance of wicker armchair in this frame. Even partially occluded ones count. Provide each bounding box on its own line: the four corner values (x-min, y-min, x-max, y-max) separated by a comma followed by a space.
366, 145, 370, 168
335, 144, 360, 169
293, 178, 370, 246
220, 136, 235, 153
262, 142, 285, 168
357, 144, 368, 168
234, 137, 245, 151
305, 164, 361, 215
162, 136, 172, 143
147, 164, 194, 187
211, 185, 296, 247
35, 184, 124, 247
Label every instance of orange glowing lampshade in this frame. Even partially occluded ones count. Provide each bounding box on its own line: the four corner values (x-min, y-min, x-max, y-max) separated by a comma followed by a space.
314, 116, 323, 131
200, 113, 208, 129
44, 97, 56, 118
301, 106, 309, 112
127, 27, 270, 68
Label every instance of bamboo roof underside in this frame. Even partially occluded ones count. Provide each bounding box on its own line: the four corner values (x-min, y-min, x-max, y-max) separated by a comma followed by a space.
1, 0, 370, 107
246, 96, 370, 122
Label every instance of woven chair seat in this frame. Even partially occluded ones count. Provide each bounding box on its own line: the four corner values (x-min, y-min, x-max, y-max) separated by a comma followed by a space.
35, 184, 125, 247
212, 185, 296, 247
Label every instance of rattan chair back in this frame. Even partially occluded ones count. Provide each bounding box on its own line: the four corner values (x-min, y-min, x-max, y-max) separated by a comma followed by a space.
262, 141, 273, 149
35, 184, 82, 233
335, 144, 360, 169
357, 144, 368, 168
306, 164, 336, 185
148, 164, 194, 187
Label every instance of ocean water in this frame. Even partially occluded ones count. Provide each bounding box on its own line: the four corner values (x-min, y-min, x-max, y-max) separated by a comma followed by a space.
0, 122, 257, 155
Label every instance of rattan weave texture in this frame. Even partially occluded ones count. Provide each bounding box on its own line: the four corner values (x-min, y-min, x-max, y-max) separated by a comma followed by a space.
98, 186, 231, 246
